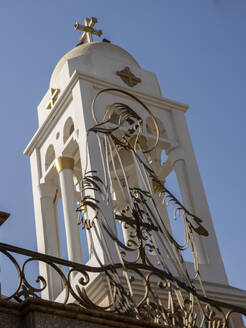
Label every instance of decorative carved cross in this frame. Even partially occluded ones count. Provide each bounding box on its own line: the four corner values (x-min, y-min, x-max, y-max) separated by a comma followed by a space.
116, 67, 141, 87
46, 88, 60, 110
74, 17, 102, 44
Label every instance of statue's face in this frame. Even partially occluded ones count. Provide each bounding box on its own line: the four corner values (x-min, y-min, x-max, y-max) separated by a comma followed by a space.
92, 88, 159, 153
101, 102, 143, 150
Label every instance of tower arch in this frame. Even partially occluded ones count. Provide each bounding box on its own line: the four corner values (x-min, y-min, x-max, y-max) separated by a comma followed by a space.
63, 117, 74, 144
45, 144, 55, 171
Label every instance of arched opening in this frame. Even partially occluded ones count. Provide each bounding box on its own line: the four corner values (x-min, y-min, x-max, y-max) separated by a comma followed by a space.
63, 117, 74, 144
45, 144, 55, 171
146, 116, 166, 139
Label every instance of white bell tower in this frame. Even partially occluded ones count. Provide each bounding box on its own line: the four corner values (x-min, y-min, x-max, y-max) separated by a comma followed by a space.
24, 17, 246, 326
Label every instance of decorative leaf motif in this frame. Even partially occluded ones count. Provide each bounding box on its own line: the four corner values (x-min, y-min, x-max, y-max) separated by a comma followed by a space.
192, 225, 209, 237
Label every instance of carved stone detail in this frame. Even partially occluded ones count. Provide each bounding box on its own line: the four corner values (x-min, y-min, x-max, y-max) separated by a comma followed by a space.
116, 67, 141, 87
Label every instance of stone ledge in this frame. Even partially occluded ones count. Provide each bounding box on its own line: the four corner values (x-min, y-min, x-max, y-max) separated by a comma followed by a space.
0, 298, 159, 328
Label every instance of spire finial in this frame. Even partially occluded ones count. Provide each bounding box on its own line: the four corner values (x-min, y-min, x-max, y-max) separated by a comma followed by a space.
74, 17, 102, 44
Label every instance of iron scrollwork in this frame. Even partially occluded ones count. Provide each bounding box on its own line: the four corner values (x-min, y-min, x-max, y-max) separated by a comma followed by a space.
1, 242, 246, 327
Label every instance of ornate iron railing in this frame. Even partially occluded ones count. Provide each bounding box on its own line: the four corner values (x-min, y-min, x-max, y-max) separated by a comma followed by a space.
0, 241, 245, 327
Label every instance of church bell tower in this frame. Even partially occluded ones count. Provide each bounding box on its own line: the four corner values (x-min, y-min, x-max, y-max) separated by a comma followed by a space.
24, 17, 245, 327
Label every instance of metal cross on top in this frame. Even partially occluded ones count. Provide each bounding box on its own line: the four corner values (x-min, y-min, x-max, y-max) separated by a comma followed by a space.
74, 17, 103, 44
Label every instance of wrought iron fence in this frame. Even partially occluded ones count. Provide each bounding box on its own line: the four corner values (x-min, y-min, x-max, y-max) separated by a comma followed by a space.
0, 241, 245, 327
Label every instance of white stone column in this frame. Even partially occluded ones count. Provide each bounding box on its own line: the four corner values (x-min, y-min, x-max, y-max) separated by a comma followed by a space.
170, 109, 228, 283
55, 156, 82, 264
38, 182, 63, 299
30, 149, 63, 300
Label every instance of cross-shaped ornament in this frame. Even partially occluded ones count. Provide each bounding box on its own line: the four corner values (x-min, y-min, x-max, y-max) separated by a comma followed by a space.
116, 67, 141, 87
74, 17, 102, 44
46, 88, 60, 110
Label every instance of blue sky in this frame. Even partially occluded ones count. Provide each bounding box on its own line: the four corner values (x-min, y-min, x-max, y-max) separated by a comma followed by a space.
0, 0, 246, 295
